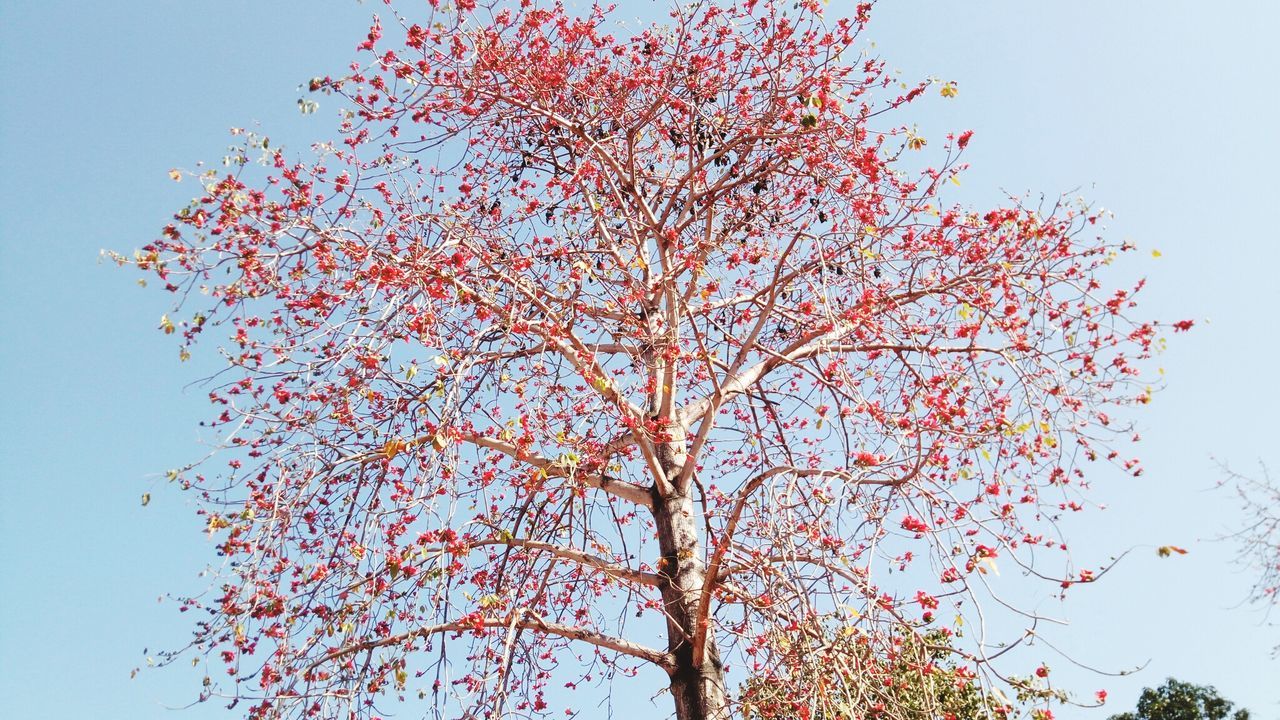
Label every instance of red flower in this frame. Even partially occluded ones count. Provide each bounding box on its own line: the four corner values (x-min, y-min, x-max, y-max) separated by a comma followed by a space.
854, 451, 884, 466
406, 24, 427, 49
1172, 319, 1194, 332
901, 515, 930, 534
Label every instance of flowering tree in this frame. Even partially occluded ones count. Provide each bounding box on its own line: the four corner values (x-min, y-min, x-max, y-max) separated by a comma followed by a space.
127, 1, 1167, 719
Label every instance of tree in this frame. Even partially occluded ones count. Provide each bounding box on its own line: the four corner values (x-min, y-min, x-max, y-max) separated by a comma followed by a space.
124, 1, 1168, 719
1221, 463, 1280, 651
737, 628, 1026, 720
1108, 679, 1250, 720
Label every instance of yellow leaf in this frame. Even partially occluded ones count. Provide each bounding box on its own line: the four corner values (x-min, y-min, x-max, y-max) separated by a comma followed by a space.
382, 439, 407, 460
168, 169, 182, 182
949, 175, 961, 186
1151, 249, 1162, 258
940, 82, 958, 98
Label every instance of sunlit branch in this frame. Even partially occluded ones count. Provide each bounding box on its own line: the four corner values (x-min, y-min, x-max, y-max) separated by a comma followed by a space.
306, 610, 676, 673
468, 536, 662, 587
458, 432, 653, 509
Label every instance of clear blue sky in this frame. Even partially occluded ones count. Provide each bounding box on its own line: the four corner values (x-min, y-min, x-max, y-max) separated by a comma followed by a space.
1, 1, 1276, 718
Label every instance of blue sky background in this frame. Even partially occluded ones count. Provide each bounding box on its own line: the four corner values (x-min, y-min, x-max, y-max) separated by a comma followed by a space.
1, 1, 1277, 718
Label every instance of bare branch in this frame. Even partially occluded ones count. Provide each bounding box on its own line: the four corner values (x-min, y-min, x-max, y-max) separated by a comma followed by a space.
459, 433, 654, 509
307, 610, 676, 674
469, 536, 663, 587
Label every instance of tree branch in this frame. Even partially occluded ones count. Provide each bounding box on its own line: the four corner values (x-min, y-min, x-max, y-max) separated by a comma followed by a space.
307, 610, 676, 673
458, 432, 654, 509
468, 536, 662, 587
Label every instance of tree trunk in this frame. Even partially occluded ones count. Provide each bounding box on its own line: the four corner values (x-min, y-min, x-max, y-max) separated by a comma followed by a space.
654, 437, 728, 720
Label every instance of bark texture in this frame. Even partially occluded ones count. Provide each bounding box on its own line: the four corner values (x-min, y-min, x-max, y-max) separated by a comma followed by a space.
654, 433, 728, 720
